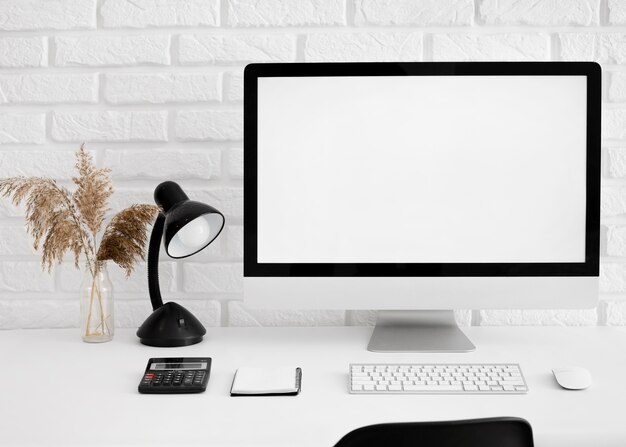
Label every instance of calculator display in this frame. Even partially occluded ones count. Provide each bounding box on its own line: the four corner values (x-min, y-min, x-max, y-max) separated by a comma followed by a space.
151, 362, 207, 370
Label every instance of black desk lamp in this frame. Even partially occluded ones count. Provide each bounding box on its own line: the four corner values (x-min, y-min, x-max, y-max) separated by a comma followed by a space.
137, 181, 225, 347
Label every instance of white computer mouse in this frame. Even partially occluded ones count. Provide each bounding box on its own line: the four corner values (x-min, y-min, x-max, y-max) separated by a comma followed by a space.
552, 366, 592, 390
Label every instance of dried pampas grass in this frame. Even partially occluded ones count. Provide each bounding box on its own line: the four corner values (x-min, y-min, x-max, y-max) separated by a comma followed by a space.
97, 204, 157, 276
0, 144, 159, 277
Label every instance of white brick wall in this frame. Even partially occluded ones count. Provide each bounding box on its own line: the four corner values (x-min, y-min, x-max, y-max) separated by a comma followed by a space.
0, 0, 625, 329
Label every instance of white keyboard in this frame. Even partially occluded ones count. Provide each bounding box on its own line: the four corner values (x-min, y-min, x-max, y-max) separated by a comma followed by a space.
350, 363, 528, 394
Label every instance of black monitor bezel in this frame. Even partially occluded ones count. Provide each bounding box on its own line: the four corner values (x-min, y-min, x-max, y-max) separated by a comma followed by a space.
244, 62, 601, 277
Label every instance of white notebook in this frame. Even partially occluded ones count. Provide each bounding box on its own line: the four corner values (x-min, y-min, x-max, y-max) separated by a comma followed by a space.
230, 367, 302, 396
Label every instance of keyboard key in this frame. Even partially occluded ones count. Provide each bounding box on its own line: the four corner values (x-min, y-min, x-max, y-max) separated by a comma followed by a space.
405, 385, 464, 392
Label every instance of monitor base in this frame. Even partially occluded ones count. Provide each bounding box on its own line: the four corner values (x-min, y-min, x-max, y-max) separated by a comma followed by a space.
367, 310, 476, 353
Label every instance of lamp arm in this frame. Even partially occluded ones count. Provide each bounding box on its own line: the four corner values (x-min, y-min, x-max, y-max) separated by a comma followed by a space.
147, 213, 165, 311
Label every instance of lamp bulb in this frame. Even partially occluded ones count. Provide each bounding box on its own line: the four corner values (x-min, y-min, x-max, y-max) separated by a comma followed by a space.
177, 217, 211, 249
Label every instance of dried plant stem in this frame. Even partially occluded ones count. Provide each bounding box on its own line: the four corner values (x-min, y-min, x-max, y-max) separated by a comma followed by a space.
85, 268, 111, 337
95, 277, 107, 335
49, 181, 96, 277
85, 276, 96, 336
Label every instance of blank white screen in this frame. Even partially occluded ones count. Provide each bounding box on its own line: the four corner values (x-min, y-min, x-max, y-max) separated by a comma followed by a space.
257, 76, 587, 263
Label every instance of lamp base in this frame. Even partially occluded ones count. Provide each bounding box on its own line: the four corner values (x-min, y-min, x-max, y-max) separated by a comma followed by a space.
137, 302, 206, 347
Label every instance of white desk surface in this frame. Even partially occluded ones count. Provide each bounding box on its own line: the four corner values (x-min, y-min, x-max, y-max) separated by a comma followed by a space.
1, 326, 625, 446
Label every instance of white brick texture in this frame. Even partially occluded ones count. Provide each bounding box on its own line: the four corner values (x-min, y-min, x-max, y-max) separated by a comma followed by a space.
433, 34, 549, 61
0, 225, 37, 256
602, 187, 626, 217
0, 300, 78, 329
55, 36, 170, 66
51, 111, 168, 142
606, 226, 626, 256
228, 0, 345, 27
604, 109, 626, 140
104, 73, 221, 104
183, 262, 243, 294
224, 225, 243, 259
608, 72, 626, 103
0, 0, 622, 330
179, 34, 296, 64
354, 0, 473, 26
608, 0, 626, 25
305, 32, 422, 62
608, 148, 626, 178
101, 0, 220, 28
600, 263, 626, 293
0, 262, 54, 293
225, 72, 244, 102
479, 0, 599, 26
0, 0, 96, 31
0, 113, 45, 144
227, 148, 244, 179
0, 37, 47, 68
605, 301, 626, 325
175, 110, 243, 141
560, 33, 626, 64
228, 302, 345, 326
0, 74, 97, 104
479, 309, 598, 326
104, 148, 220, 180
0, 150, 78, 178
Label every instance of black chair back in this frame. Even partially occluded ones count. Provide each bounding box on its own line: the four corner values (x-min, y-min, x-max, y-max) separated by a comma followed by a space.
334, 417, 533, 447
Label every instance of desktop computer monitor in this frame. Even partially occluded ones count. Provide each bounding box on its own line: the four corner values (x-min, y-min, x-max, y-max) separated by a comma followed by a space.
243, 62, 601, 352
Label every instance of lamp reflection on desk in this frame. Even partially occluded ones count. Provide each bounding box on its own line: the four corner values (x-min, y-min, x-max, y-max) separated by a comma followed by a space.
137, 181, 225, 347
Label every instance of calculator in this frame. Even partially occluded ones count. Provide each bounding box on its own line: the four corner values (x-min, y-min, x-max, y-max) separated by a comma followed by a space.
138, 357, 211, 394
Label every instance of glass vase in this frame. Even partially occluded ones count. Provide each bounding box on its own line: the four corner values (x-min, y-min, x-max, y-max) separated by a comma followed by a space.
80, 261, 114, 343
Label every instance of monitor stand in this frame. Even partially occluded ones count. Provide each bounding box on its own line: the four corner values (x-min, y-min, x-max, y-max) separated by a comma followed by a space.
367, 310, 475, 352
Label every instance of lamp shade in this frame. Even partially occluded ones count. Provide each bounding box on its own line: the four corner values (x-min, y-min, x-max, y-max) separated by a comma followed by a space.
154, 181, 225, 259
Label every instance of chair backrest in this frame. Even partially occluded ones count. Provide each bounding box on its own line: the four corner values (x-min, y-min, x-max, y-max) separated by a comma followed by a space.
333, 417, 533, 447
